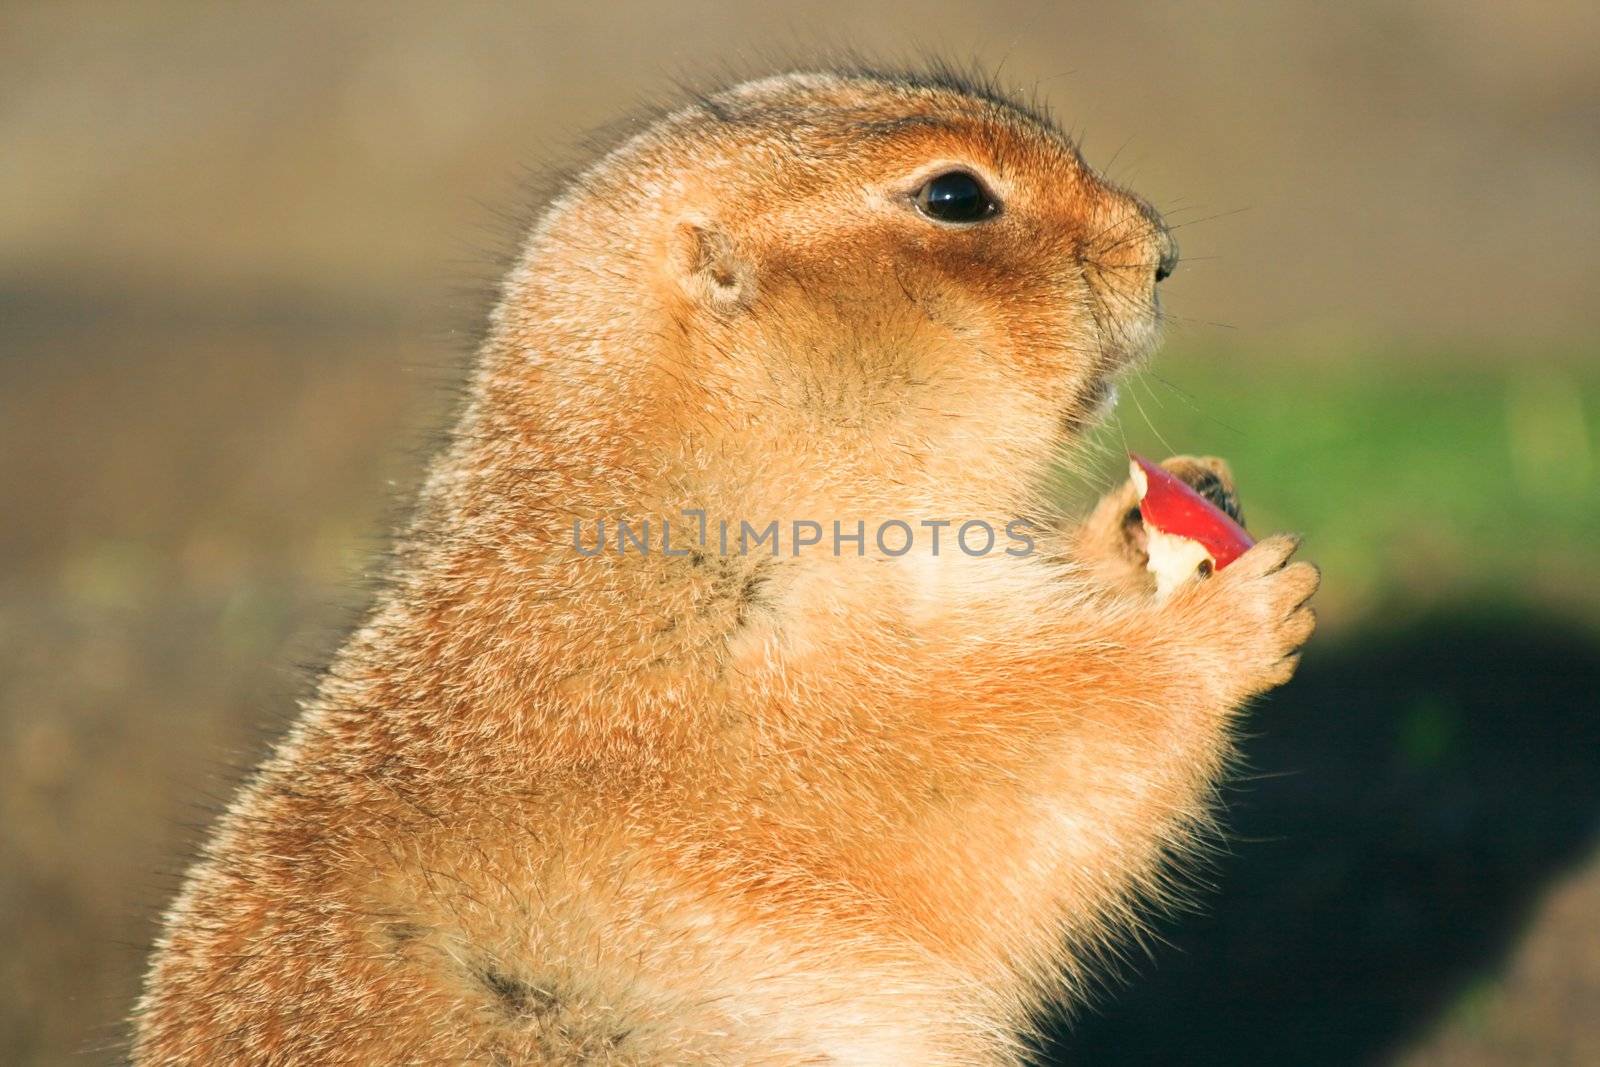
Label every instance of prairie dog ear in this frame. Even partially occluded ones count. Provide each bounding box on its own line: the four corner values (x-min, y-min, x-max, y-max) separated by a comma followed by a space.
668, 217, 755, 311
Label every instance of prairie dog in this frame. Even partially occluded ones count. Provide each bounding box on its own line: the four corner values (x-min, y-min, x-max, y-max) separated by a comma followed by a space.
135, 68, 1318, 1065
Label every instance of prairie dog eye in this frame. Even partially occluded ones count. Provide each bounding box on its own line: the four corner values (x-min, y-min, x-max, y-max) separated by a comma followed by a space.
915, 171, 999, 223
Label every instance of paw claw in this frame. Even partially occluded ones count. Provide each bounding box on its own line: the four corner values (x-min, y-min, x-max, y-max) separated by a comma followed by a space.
1158, 455, 1243, 524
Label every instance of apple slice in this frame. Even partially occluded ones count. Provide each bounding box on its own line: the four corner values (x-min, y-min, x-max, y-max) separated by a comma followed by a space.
1129, 453, 1255, 598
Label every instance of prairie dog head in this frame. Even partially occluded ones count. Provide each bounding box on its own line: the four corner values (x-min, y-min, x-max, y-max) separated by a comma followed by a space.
477, 69, 1175, 526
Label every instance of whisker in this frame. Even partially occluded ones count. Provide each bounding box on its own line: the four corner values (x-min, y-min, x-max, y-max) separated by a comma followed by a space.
1145, 371, 1249, 439
1165, 206, 1250, 232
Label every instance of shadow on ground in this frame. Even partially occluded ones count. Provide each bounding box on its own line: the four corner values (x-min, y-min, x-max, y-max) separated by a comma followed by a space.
1042, 605, 1600, 1065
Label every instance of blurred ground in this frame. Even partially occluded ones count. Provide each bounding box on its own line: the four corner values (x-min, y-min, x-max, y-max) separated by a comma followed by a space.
1041, 603, 1600, 1065
1, 2, 1596, 1064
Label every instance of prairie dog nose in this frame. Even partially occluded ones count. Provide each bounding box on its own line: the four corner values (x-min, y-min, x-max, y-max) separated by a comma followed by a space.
1154, 228, 1179, 283
1130, 195, 1178, 282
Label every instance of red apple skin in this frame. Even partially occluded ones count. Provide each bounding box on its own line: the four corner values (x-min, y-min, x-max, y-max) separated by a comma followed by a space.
1129, 453, 1256, 570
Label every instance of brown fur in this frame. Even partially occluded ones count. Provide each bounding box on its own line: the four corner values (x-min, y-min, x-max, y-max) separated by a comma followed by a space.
134, 69, 1318, 1065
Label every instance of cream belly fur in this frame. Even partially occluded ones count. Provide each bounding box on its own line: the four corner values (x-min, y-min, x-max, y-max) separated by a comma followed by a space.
133, 66, 1318, 1065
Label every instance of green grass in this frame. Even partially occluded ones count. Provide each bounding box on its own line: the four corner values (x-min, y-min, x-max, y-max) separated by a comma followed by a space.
1078, 342, 1600, 627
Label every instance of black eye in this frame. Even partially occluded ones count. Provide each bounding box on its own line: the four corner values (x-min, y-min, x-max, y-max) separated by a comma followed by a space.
915, 171, 997, 223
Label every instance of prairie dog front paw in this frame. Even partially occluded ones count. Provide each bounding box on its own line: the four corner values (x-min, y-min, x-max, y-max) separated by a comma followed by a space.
1171, 534, 1320, 700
